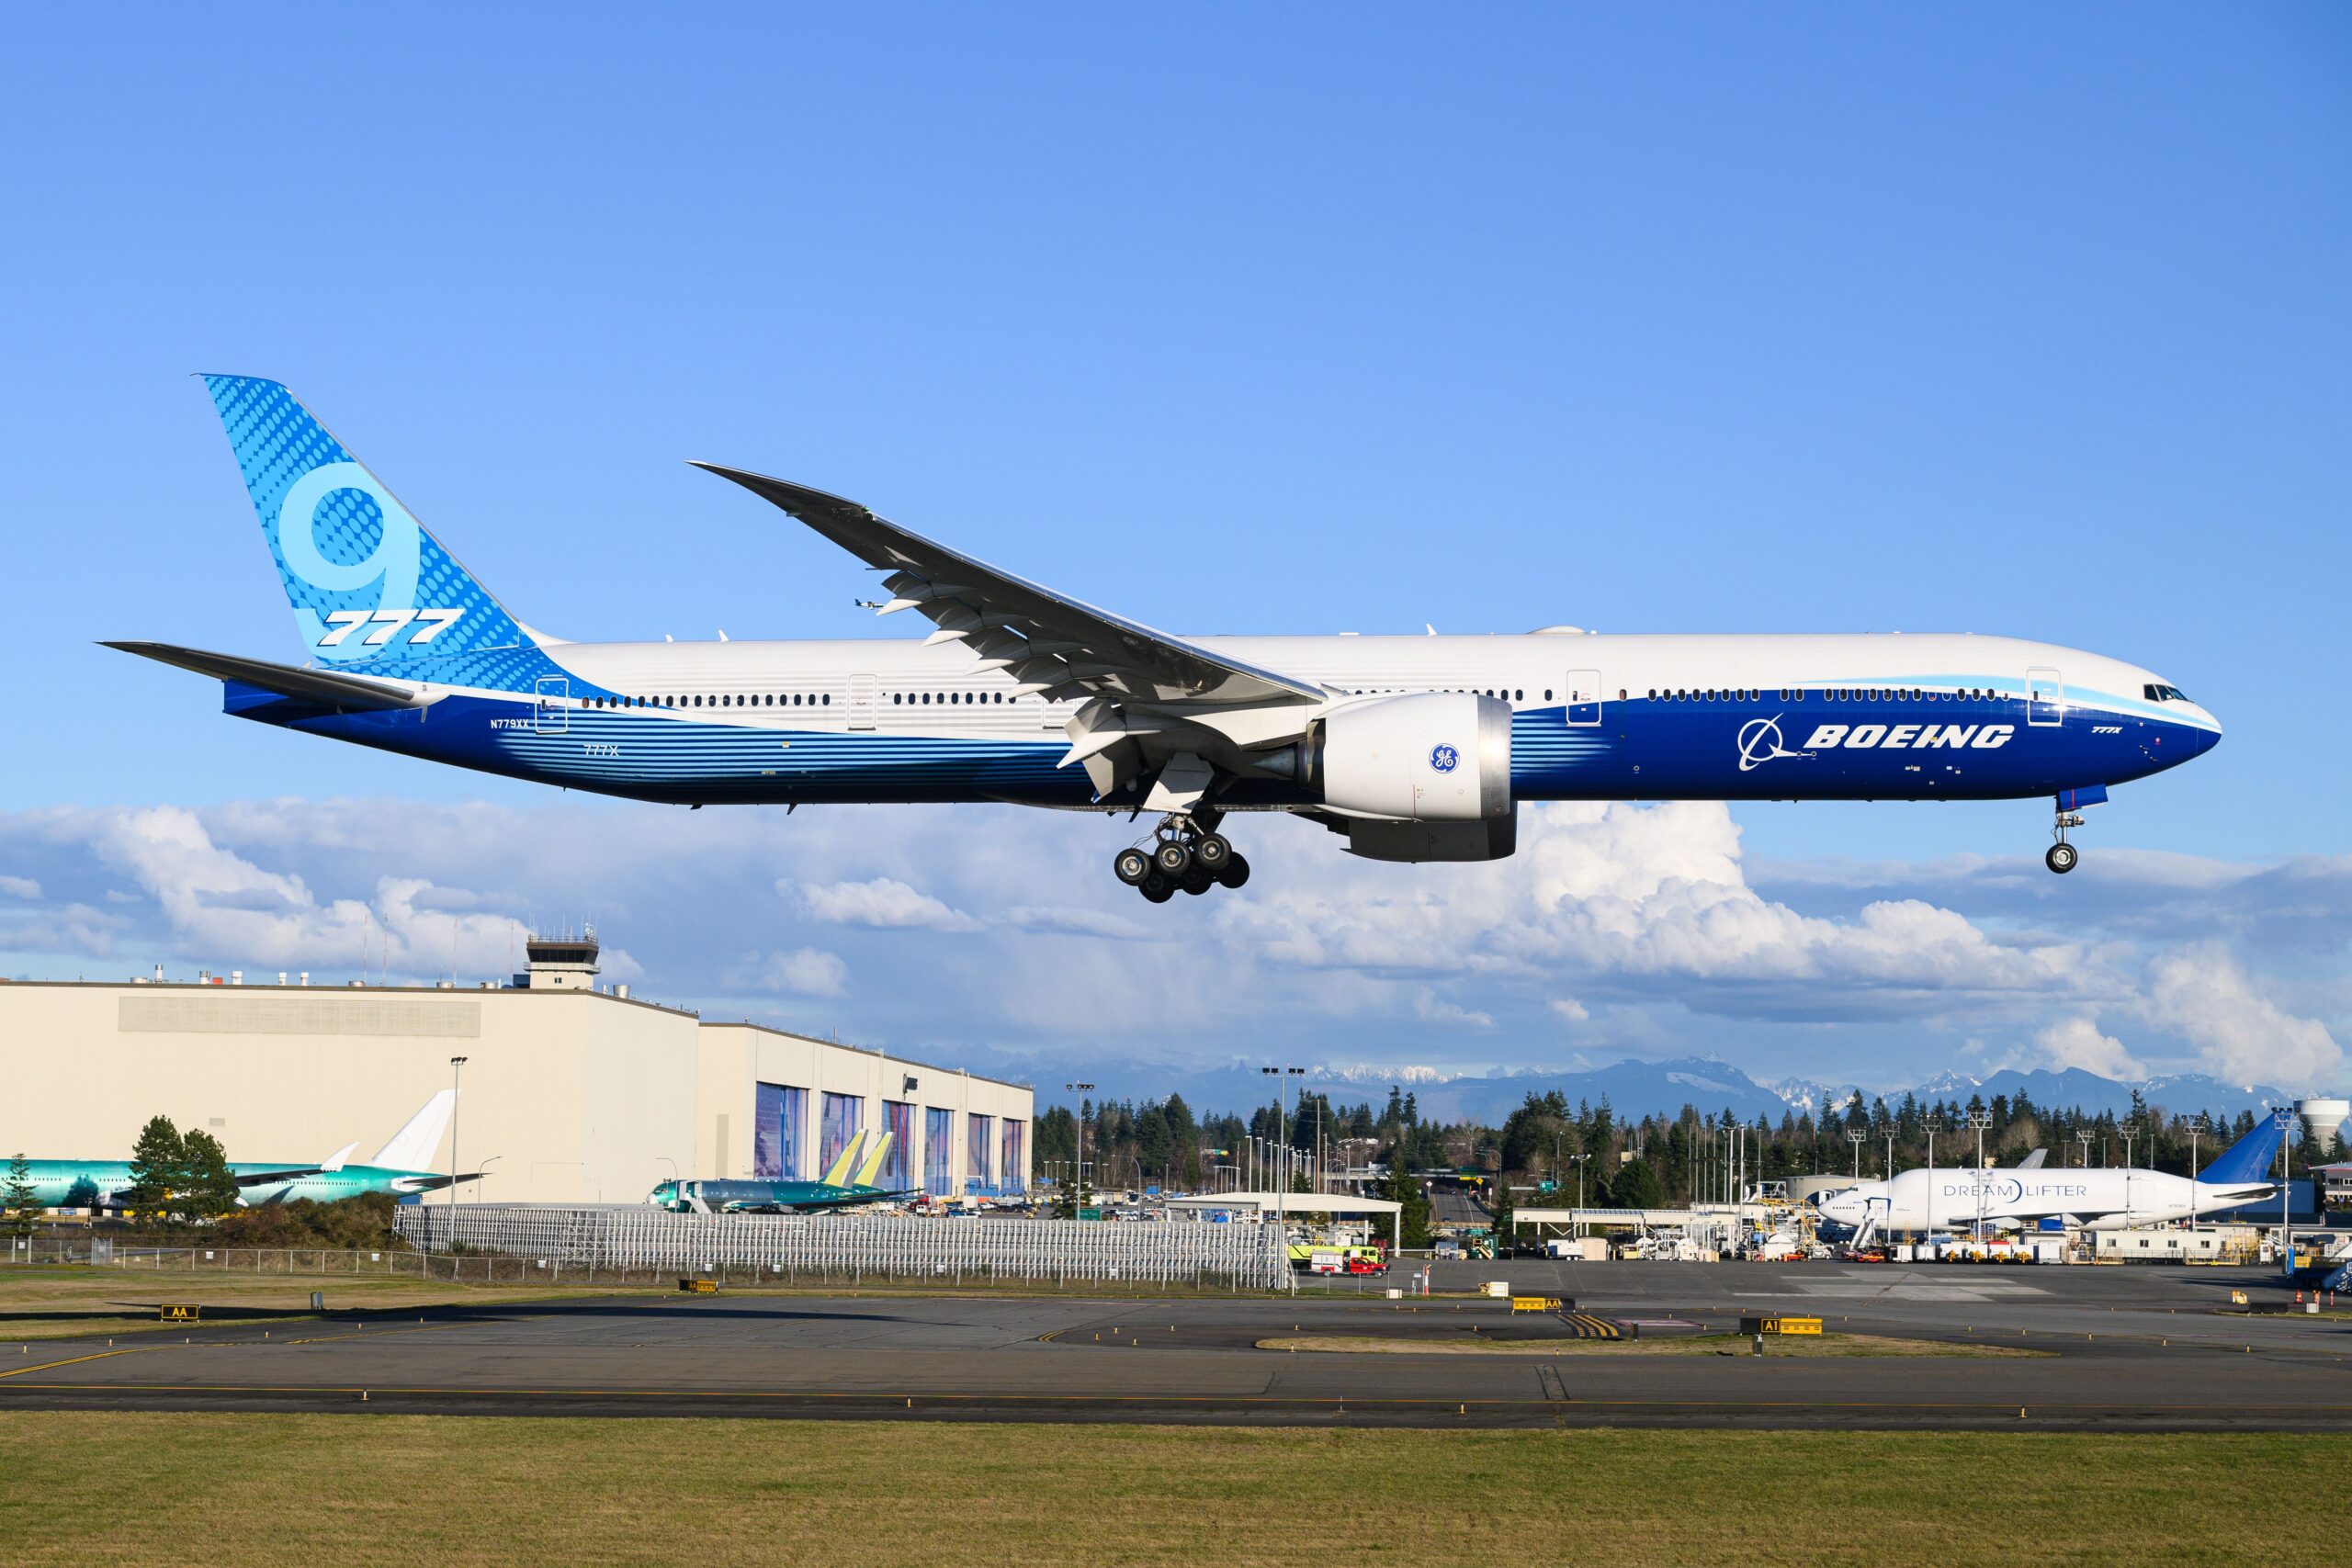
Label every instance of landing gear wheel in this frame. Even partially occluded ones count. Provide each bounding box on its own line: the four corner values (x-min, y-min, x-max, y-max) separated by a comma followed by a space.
1154, 840, 1193, 877
1181, 867, 1215, 896
1139, 873, 1174, 903
1114, 847, 1152, 886
1193, 833, 1232, 873
2045, 841, 2079, 874
1216, 853, 1250, 890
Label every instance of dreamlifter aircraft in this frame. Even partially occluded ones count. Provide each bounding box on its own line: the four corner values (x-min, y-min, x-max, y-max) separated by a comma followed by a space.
1815, 1115, 2286, 1235
111, 378, 2223, 901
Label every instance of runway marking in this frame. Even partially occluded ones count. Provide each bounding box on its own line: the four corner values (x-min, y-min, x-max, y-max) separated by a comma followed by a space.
278, 1315, 557, 1347
0, 1348, 153, 1381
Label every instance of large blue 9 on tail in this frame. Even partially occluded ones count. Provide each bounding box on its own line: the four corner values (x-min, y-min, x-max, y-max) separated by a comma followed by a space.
202, 376, 546, 690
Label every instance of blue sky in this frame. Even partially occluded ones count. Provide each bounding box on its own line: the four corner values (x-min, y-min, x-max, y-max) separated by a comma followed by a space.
2, 7, 2346, 1095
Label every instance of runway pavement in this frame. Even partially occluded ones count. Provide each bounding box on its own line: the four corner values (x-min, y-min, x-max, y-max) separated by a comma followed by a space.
4, 1262, 2347, 1429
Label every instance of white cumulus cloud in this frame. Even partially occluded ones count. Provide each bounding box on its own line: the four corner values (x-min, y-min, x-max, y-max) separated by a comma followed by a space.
2143, 948, 2341, 1087
2026, 1016, 2144, 1079
727, 946, 850, 998
786, 876, 978, 931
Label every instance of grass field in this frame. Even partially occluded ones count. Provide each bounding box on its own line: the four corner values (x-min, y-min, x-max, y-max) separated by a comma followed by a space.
0, 1267, 611, 1339
1259, 1332, 2050, 1357
0, 1414, 2345, 1566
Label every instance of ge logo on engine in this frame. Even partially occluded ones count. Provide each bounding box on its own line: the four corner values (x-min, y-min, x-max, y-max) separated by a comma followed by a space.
1429, 743, 1460, 773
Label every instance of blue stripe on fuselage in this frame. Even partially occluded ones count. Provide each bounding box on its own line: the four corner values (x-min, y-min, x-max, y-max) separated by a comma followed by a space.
235, 687, 2218, 808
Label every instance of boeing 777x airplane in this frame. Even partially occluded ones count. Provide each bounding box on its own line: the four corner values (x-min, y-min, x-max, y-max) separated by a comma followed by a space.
112, 378, 2222, 901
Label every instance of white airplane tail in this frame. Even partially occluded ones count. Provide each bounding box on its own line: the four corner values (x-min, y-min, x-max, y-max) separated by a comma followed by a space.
372, 1089, 456, 1171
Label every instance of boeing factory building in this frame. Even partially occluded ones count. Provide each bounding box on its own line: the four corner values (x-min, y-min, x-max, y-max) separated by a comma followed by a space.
0, 933, 1033, 1203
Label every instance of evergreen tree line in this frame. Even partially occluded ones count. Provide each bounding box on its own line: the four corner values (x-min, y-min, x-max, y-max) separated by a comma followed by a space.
1033, 1085, 1467, 1197
1034, 1083, 2343, 1219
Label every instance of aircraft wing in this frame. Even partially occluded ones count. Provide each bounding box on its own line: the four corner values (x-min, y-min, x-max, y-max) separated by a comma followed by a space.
692, 466, 1326, 802
2015, 1148, 2048, 1169
231, 1166, 330, 1188
788, 1188, 922, 1213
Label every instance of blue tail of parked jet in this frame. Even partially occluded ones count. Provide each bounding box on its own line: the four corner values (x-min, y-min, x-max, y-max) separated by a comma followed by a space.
2200, 1116, 2288, 1185
200, 375, 551, 692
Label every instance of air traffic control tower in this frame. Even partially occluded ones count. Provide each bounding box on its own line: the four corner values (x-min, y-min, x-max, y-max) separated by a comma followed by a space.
513, 928, 603, 991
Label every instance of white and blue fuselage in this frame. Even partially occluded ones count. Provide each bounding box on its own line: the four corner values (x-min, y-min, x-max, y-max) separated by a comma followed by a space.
240, 629, 2218, 811
123, 377, 2222, 886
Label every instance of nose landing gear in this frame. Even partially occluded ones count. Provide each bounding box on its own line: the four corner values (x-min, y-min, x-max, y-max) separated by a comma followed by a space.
2046, 810, 2085, 874
1114, 813, 1250, 901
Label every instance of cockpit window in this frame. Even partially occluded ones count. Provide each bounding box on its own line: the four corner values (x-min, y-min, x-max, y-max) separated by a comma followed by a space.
2143, 683, 2190, 703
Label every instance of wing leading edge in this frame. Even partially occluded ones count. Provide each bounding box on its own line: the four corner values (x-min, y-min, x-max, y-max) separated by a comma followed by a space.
687, 465, 1322, 708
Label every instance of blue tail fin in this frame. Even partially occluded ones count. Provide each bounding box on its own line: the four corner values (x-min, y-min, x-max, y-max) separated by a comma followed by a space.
2200, 1116, 2286, 1185
202, 376, 551, 692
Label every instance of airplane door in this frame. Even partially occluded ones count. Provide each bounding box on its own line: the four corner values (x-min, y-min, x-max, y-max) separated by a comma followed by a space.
1565, 669, 1602, 728
534, 676, 569, 735
848, 672, 877, 731
2027, 666, 2064, 728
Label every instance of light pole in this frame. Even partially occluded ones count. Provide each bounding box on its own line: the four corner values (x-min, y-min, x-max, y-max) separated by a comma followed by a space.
2120, 1122, 2139, 1233
1263, 1065, 1303, 1242
1570, 1152, 1591, 1239
1924, 1116, 1940, 1245
2075, 1128, 2093, 1169
447, 1056, 468, 1224
1848, 1128, 1865, 1181
2272, 1105, 2298, 1276
1065, 1084, 1093, 1216
2189, 1114, 2209, 1235
1967, 1110, 1993, 1242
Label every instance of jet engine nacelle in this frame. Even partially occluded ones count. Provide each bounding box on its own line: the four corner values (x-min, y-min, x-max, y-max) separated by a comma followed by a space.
1306, 692, 1515, 860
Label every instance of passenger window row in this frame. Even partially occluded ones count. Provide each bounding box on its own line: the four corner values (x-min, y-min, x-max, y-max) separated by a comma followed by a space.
584, 694, 834, 709
1338, 687, 1555, 703
1645, 686, 2002, 703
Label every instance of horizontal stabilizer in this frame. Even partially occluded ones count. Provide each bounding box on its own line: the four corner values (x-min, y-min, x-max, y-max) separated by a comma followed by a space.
104, 641, 419, 710
400, 1170, 486, 1194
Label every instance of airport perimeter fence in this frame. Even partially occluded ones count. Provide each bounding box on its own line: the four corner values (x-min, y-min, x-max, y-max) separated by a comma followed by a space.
394, 1203, 1293, 1292
8, 1236, 435, 1277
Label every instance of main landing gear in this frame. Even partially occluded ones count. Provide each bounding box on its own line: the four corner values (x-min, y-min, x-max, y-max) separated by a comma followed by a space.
1113, 813, 1250, 903
2046, 808, 2085, 875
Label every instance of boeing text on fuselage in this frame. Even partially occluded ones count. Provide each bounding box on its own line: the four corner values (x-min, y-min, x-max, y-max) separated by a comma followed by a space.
108, 378, 2226, 900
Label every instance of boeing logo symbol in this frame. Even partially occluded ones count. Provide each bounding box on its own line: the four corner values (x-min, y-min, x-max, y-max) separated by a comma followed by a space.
1429, 743, 1460, 773
1735, 716, 1807, 773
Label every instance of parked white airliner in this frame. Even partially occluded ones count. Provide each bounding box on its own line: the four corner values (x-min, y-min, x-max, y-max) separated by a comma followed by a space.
111, 378, 2224, 900
1815, 1116, 2283, 1235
